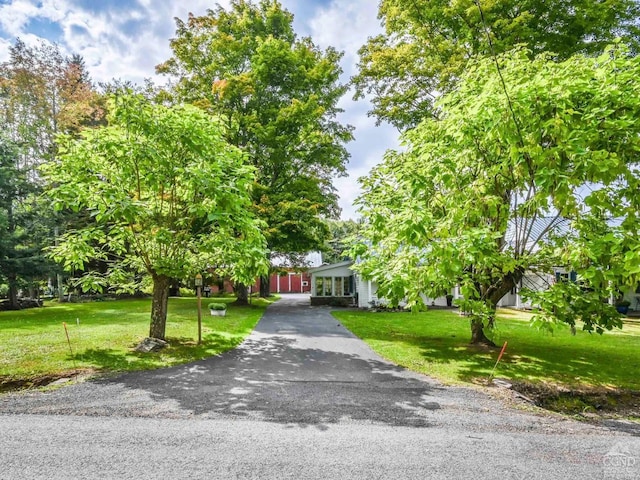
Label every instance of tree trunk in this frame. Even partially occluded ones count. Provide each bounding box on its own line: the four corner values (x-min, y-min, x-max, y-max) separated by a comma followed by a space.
54, 227, 65, 302
259, 274, 271, 298
471, 276, 521, 345
234, 282, 249, 305
56, 273, 64, 302
7, 273, 19, 310
470, 316, 496, 347
149, 274, 171, 340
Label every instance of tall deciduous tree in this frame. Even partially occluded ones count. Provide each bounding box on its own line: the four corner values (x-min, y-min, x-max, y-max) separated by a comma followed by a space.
43, 94, 267, 340
0, 40, 104, 168
353, 45, 640, 344
156, 0, 353, 300
0, 40, 105, 302
353, 0, 640, 130
0, 136, 48, 307
322, 219, 361, 264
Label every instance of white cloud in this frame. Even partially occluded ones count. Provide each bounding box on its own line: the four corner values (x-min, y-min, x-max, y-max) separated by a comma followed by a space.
0, 0, 40, 36
35, 0, 67, 22
306, 0, 382, 74
0, 37, 11, 63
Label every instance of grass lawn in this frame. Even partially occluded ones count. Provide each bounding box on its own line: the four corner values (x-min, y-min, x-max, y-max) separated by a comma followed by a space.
0, 296, 275, 388
332, 308, 640, 391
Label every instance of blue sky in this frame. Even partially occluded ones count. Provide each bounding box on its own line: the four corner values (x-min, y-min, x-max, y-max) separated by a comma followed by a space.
0, 0, 399, 219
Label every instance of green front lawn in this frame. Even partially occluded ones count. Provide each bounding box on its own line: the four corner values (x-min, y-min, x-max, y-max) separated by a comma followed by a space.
0, 296, 275, 386
333, 308, 640, 391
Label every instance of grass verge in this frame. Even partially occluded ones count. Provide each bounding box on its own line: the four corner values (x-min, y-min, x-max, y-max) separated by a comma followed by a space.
333, 307, 640, 416
0, 296, 275, 390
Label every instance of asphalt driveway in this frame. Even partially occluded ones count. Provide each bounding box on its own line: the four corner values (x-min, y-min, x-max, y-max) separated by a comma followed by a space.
1, 294, 639, 479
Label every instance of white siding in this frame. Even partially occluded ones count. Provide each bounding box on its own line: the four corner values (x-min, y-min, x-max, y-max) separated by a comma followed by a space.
419, 294, 450, 307
357, 277, 379, 308
497, 271, 554, 308
622, 285, 640, 310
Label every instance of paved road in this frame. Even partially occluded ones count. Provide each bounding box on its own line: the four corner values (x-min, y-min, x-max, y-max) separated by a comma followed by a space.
1, 294, 638, 479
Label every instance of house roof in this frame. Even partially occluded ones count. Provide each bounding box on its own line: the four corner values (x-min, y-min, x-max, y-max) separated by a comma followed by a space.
503, 216, 571, 252
308, 260, 354, 274
503, 215, 622, 252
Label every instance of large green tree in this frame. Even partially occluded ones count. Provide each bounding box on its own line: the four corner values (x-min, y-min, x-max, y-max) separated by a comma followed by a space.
353, 0, 640, 130
43, 94, 267, 340
353, 45, 640, 344
156, 0, 353, 299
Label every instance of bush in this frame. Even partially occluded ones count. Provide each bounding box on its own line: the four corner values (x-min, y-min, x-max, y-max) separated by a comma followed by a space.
207, 302, 227, 311
329, 297, 352, 307
616, 300, 631, 307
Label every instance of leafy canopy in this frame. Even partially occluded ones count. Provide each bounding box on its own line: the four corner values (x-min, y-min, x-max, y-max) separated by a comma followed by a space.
43, 94, 268, 292
354, 44, 640, 336
157, 0, 353, 257
353, 0, 640, 129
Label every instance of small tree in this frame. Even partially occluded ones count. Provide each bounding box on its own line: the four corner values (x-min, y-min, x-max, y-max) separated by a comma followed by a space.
43, 94, 267, 340
354, 45, 640, 344
322, 219, 361, 264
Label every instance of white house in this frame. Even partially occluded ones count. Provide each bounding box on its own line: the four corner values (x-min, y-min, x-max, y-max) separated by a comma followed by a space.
327, 217, 640, 311
309, 260, 602, 311
309, 260, 450, 308
496, 269, 571, 309
308, 260, 356, 306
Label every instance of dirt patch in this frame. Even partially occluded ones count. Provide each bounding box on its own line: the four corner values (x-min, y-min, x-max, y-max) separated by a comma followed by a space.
0, 369, 97, 393
504, 380, 640, 419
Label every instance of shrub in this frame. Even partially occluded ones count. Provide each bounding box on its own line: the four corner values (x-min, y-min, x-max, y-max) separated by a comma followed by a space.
207, 302, 227, 311
329, 297, 352, 307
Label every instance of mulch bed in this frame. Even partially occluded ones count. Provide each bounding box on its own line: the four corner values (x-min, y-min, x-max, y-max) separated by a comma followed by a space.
506, 380, 640, 418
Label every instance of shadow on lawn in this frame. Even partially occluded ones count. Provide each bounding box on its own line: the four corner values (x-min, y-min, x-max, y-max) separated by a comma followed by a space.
72, 332, 247, 373
387, 333, 640, 432
359, 321, 639, 389
412, 336, 636, 388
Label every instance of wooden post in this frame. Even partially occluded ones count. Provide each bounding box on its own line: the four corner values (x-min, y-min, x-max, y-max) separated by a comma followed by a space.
197, 286, 202, 344
195, 274, 203, 344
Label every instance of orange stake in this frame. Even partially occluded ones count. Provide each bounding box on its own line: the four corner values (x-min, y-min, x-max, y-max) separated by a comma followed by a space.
489, 341, 508, 378
63, 322, 74, 357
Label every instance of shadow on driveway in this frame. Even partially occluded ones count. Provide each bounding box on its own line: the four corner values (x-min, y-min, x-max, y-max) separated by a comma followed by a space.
100, 295, 443, 428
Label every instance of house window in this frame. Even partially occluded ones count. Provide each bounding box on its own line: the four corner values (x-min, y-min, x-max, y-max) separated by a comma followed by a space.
335, 278, 343, 298
555, 271, 577, 283
315, 277, 334, 296
344, 276, 352, 296
324, 277, 333, 296
314, 275, 354, 296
